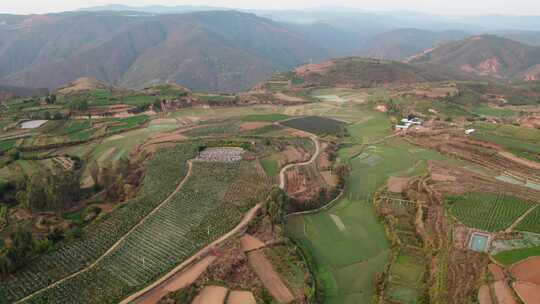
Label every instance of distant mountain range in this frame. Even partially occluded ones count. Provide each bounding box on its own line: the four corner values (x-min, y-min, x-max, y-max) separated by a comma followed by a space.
0, 11, 327, 92
408, 35, 540, 81
2, 8, 540, 93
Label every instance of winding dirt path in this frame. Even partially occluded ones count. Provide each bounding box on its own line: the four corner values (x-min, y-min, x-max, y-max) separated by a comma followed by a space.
17, 161, 194, 303
279, 135, 320, 190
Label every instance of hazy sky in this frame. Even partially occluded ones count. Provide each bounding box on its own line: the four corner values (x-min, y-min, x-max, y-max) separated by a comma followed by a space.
2, 0, 540, 15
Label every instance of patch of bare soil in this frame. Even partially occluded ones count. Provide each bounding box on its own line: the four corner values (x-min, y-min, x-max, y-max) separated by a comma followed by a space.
192, 285, 228, 304
493, 280, 517, 304
478, 285, 494, 304
196, 239, 264, 294
488, 263, 506, 281
513, 281, 540, 304
240, 234, 266, 252
284, 167, 323, 204
247, 249, 295, 304
274, 93, 305, 103
409, 175, 489, 304
387, 176, 411, 193
279, 146, 309, 167
375, 105, 388, 112
240, 122, 271, 131
518, 115, 540, 129
511, 257, 540, 285
295, 61, 333, 76
56, 77, 109, 95
138, 255, 217, 304
317, 151, 331, 170
227, 291, 257, 304
320, 171, 338, 187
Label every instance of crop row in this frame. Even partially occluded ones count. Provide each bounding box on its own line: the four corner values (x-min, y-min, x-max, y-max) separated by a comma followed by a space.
0, 144, 198, 303
24, 162, 253, 304
447, 193, 532, 232
516, 206, 540, 233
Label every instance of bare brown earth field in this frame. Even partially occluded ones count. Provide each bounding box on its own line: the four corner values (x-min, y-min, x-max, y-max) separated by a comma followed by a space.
226, 290, 257, 304
511, 257, 540, 285
488, 263, 506, 281
137, 255, 217, 304
247, 249, 295, 304
387, 176, 411, 193
240, 234, 266, 252
192, 285, 228, 304
493, 280, 517, 304
239, 122, 271, 131
513, 281, 540, 304
478, 285, 494, 304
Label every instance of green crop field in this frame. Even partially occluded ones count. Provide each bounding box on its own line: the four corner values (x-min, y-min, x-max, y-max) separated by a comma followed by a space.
281, 116, 345, 136
0, 144, 198, 303
287, 198, 389, 304
0, 139, 15, 152
241, 113, 290, 122
385, 252, 425, 304
286, 136, 452, 303
260, 158, 279, 176
446, 193, 533, 232
472, 105, 515, 118
515, 206, 540, 233
23, 161, 254, 304
493, 245, 540, 266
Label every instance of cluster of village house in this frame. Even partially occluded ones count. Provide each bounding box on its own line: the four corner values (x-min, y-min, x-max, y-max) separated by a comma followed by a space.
395, 115, 475, 135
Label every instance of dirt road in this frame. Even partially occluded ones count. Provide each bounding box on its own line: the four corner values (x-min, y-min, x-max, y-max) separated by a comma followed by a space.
17, 161, 194, 303
279, 135, 320, 190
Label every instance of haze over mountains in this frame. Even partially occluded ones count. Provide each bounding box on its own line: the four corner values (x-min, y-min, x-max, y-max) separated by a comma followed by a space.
1, 6, 540, 93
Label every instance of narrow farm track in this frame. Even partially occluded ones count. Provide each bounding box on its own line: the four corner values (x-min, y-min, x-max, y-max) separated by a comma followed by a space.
17, 161, 194, 304
279, 135, 320, 190
506, 205, 539, 232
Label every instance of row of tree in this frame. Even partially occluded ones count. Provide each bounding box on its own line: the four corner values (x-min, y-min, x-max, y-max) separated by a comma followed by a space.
16, 169, 81, 212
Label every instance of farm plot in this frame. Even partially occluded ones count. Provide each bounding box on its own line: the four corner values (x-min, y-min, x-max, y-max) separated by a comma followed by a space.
446, 193, 533, 232
0, 144, 198, 303
385, 252, 426, 304
23, 161, 258, 304
281, 116, 345, 136
493, 246, 540, 266
516, 206, 540, 234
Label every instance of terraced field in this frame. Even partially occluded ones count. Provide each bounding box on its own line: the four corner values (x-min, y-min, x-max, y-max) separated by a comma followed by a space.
23, 161, 255, 304
286, 115, 453, 303
0, 144, 198, 303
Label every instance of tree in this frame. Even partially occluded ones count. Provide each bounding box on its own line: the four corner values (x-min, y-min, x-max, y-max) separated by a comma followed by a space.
17, 168, 81, 211
89, 161, 100, 190
153, 99, 162, 112
267, 188, 287, 231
